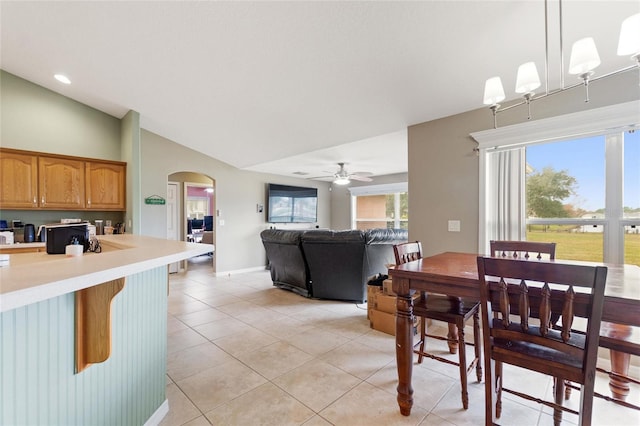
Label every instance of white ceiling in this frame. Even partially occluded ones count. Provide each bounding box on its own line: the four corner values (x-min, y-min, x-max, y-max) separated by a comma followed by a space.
1, 1, 637, 182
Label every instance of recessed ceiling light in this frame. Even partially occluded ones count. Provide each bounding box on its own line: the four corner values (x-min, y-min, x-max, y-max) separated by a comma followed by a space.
54, 74, 71, 84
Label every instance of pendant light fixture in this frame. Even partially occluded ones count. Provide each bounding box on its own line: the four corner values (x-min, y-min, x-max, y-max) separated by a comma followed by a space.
483, 1, 640, 129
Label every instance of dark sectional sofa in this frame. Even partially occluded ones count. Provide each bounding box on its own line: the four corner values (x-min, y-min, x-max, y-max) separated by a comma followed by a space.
260, 228, 408, 303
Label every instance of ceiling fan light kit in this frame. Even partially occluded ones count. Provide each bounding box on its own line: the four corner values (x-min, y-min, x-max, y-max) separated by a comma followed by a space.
483, 0, 640, 128
309, 162, 373, 185
332, 162, 373, 185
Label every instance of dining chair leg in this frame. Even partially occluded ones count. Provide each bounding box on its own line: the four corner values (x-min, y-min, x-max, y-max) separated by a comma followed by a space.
447, 323, 458, 354
553, 377, 564, 426
495, 360, 503, 419
564, 379, 572, 399
457, 320, 469, 409
417, 317, 426, 364
473, 311, 482, 382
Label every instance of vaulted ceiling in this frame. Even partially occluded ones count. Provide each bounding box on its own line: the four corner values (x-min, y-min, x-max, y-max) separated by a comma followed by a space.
2, 1, 637, 182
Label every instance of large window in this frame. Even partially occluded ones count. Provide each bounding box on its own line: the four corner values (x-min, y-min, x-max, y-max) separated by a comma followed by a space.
473, 100, 639, 266
525, 131, 639, 265
349, 183, 408, 230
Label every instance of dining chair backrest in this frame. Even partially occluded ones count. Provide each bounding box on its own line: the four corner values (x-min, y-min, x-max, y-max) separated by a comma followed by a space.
490, 240, 556, 261
476, 256, 607, 425
393, 241, 422, 265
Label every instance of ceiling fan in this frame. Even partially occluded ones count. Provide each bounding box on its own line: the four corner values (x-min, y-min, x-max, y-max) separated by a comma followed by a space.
312, 162, 373, 185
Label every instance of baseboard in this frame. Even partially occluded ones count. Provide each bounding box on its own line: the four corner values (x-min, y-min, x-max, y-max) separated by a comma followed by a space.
213, 265, 267, 277
144, 399, 169, 426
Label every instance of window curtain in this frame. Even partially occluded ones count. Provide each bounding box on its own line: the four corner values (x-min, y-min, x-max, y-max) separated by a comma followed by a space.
483, 148, 526, 251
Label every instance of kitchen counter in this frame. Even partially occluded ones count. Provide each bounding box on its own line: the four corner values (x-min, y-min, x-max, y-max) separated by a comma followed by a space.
0, 234, 214, 425
0, 234, 213, 312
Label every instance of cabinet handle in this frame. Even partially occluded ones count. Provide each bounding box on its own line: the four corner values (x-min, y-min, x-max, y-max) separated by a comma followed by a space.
33, 196, 37, 205
87, 199, 91, 206
41, 196, 45, 205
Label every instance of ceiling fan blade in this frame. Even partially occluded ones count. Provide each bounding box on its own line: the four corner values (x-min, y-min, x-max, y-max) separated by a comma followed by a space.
307, 175, 334, 179
350, 175, 373, 182
352, 171, 373, 176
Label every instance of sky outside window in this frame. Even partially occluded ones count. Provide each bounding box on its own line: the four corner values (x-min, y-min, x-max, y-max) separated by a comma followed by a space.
624, 130, 640, 217
526, 136, 605, 214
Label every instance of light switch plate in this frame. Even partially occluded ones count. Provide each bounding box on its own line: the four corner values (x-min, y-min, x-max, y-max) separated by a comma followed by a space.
448, 220, 461, 232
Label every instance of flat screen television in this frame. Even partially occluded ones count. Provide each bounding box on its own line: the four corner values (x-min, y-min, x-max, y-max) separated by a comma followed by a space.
204, 215, 213, 231
190, 218, 204, 230
267, 183, 318, 223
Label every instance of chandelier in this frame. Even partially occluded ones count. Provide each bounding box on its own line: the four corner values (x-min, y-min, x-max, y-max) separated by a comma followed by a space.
483, 1, 640, 128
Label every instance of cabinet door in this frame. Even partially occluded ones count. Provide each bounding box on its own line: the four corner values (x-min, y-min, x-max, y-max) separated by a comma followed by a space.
38, 156, 85, 209
0, 150, 39, 209
86, 162, 126, 210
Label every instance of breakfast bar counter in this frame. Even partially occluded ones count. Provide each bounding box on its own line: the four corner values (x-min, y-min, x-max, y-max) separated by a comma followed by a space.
0, 235, 213, 425
1, 234, 212, 312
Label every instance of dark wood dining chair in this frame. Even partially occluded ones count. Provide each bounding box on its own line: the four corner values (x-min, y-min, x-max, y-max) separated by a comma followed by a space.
490, 240, 556, 261
393, 242, 482, 410
476, 256, 607, 426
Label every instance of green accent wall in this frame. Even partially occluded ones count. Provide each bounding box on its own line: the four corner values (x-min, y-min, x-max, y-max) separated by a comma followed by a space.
0, 266, 168, 425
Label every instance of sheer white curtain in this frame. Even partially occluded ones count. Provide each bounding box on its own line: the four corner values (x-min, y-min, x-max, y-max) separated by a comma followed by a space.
482, 148, 526, 252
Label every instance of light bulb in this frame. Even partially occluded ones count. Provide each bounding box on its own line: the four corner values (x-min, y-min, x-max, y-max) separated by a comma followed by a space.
54, 74, 71, 84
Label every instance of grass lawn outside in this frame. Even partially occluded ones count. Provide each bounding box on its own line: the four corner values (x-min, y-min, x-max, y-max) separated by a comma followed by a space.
527, 227, 640, 266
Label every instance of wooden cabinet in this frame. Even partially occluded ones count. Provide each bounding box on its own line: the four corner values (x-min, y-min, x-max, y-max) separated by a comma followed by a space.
0, 148, 126, 211
39, 155, 86, 209
85, 162, 126, 210
0, 150, 38, 208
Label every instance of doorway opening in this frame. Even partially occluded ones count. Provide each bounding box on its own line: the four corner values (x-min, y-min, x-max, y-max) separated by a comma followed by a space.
168, 172, 216, 272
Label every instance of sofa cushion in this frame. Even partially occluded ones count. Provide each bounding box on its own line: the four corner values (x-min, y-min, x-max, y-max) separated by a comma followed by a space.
364, 228, 409, 245
300, 229, 365, 244
260, 229, 310, 297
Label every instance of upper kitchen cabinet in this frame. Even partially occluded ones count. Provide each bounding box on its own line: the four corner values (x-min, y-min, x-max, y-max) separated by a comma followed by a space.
38, 155, 86, 209
85, 161, 126, 210
0, 148, 126, 211
0, 149, 38, 209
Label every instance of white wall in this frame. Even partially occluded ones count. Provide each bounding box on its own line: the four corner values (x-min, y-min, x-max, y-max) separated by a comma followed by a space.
1, 71, 121, 159
140, 129, 331, 273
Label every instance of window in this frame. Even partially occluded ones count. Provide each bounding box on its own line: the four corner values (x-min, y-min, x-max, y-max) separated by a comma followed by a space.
525, 132, 639, 265
623, 130, 640, 265
472, 100, 640, 266
348, 183, 408, 230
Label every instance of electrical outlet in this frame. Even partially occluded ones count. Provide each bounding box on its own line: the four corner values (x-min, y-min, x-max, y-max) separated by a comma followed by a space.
448, 220, 461, 232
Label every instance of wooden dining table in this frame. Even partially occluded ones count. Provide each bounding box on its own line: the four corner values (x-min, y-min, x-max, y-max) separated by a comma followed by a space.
389, 251, 640, 416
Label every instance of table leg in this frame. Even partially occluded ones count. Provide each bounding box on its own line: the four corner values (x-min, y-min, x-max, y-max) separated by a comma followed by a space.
609, 349, 631, 400
394, 277, 414, 416
602, 322, 632, 401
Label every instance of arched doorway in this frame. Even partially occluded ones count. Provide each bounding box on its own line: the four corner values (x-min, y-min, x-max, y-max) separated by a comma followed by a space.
168, 171, 216, 272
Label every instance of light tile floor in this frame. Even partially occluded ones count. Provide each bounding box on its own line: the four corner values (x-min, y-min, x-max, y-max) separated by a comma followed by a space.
160, 257, 639, 426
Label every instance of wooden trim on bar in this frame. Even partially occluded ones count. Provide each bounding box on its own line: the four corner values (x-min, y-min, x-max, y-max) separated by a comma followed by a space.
75, 278, 125, 373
